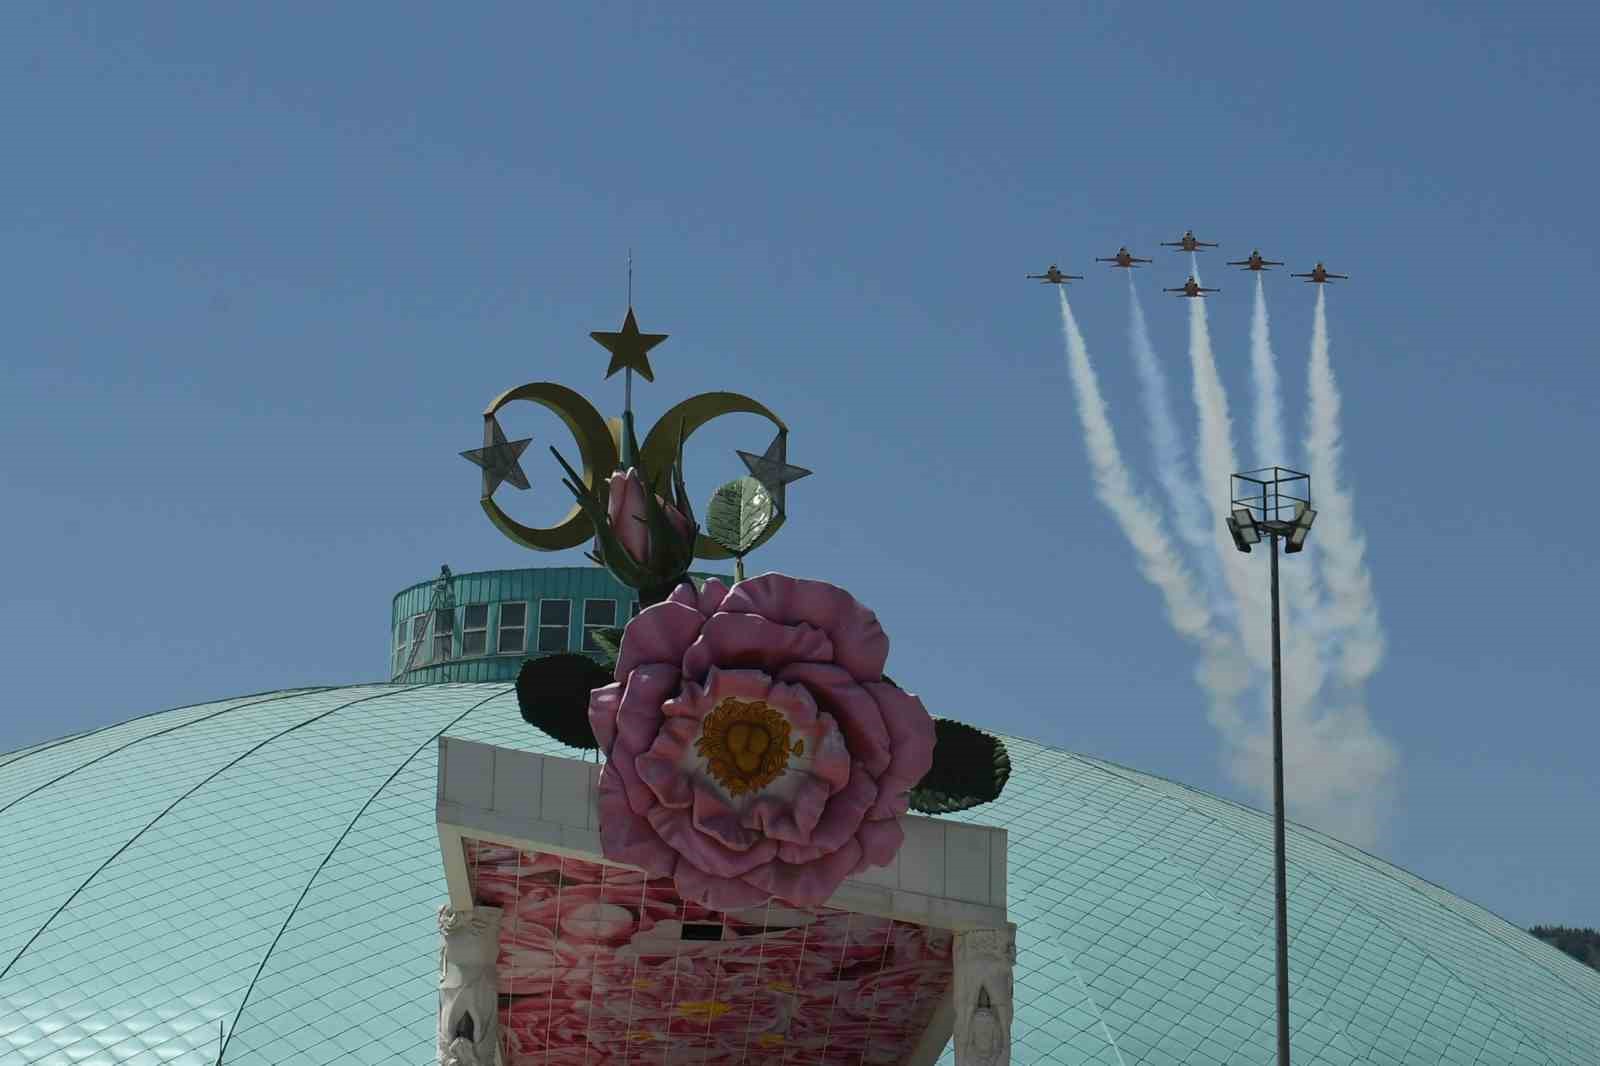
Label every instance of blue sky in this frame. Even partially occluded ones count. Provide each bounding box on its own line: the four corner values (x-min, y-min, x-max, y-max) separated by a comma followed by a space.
4, 4, 1597, 927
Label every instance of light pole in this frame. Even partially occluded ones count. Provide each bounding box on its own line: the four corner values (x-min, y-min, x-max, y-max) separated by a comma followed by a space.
1226, 467, 1316, 1066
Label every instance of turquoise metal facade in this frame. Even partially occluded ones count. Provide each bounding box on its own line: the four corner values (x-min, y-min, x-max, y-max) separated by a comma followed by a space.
389, 566, 726, 683
2, 683, 1597, 1065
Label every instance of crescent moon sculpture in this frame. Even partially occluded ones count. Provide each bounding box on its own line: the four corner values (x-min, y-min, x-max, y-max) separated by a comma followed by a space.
480, 382, 620, 551
637, 391, 789, 561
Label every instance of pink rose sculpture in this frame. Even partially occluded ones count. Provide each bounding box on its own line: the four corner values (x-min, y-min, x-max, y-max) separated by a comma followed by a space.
588, 573, 935, 909
606, 467, 694, 571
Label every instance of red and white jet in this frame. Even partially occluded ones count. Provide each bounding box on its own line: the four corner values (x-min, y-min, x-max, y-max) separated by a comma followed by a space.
1161, 230, 1219, 252
1026, 264, 1084, 285
1095, 247, 1154, 269
1290, 262, 1349, 284
1164, 276, 1221, 298
1226, 250, 1285, 272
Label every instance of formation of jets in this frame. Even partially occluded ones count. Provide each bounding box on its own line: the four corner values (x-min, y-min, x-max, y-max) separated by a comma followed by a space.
1028, 232, 1347, 293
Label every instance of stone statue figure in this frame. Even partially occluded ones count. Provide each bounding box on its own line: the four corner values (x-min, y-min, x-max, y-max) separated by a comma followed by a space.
953, 926, 1017, 1066
437, 905, 504, 1066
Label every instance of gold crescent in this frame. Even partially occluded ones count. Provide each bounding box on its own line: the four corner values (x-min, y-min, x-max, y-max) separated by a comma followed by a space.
480, 382, 619, 551
637, 391, 789, 561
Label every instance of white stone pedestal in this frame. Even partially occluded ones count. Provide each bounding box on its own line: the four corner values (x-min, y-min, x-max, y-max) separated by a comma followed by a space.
437, 905, 504, 1066
953, 925, 1017, 1066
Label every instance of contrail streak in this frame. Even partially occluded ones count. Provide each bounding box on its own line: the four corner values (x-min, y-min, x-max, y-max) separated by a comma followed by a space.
1056, 288, 1212, 642
1248, 274, 1287, 469
1185, 259, 1265, 662
1128, 274, 1213, 561
1305, 286, 1385, 685
1057, 288, 1251, 722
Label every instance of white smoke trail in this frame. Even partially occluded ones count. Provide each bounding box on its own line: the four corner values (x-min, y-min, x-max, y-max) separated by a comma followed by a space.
1057, 288, 1250, 716
1127, 274, 1212, 560
1248, 274, 1287, 469
1057, 289, 1211, 641
1184, 262, 1266, 663
1305, 286, 1386, 685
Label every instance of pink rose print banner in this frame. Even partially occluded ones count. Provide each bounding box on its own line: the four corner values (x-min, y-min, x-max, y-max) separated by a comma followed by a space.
466, 840, 954, 1066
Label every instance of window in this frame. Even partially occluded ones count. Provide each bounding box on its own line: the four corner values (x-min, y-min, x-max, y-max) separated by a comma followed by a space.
431, 608, 453, 663
583, 599, 617, 652
498, 602, 528, 654
405, 613, 427, 669
630, 601, 643, 618
462, 604, 488, 656
394, 618, 410, 675
536, 599, 570, 653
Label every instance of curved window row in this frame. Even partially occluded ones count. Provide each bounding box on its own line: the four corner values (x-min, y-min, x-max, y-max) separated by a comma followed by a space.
392, 597, 639, 676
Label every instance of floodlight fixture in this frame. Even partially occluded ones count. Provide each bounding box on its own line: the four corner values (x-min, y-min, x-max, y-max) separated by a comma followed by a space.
1284, 504, 1317, 554
1226, 515, 1254, 553
1232, 507, 1261, 542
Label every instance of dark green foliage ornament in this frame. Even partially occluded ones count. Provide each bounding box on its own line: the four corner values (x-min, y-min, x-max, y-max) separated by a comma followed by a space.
908, 719, 1012, 814
515, 654, 612, 750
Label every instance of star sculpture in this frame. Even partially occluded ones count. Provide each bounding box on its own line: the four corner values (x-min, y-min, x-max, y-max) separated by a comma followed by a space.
736, 430, 812, 517
460, 416, 532, 497
590, 307, 668, 382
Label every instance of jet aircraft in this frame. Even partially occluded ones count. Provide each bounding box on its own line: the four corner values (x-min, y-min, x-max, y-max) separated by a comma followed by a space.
1164, 276, 1221, 298
1026, 264, 1083, 285
1095, 247, 1154, 269
1226, 250, 1285, 272
1290, 263, 1349, 284
1160, 230, 1219, 252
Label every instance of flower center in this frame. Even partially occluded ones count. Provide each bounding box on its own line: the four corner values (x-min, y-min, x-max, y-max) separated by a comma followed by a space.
695, 697, 795, 797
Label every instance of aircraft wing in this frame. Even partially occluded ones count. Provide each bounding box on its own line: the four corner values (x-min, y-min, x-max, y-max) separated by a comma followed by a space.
1225, 259, 1249, 266
1198, 241, 1218, 247
1134, 256, 1153, 263
1329, 273, 1349, 279
1263, 259, 1284, 266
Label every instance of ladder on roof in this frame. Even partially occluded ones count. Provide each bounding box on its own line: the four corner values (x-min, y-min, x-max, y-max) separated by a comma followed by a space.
395, 565, 454, 681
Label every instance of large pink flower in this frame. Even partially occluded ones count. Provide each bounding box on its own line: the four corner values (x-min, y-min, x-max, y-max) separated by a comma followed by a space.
588, 574, 935, 909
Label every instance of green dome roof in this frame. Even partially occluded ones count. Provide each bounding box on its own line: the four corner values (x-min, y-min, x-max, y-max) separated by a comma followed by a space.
1, 684, 1596, 1065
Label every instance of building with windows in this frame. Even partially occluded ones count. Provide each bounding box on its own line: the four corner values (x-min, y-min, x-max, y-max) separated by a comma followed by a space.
390, 566, 725, 683
2, 567, 1598, 1064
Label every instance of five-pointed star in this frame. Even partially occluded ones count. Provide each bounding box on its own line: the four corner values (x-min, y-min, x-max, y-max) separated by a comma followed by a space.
461, 416, 532, 497
737, 431, 812, 516
590, 307, 668, 382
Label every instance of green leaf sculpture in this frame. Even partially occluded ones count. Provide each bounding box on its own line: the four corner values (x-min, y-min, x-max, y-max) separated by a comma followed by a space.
908, 719, 1012, 814
705, 475, 777, 557
515, 653, 613, 750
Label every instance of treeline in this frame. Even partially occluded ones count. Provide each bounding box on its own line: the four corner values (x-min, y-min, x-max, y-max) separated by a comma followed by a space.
1530, 926, 1600, 971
